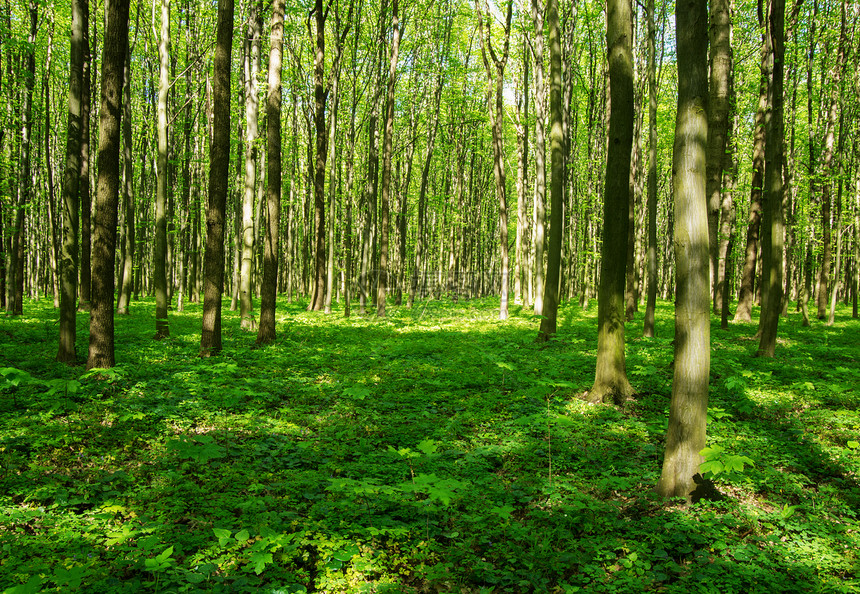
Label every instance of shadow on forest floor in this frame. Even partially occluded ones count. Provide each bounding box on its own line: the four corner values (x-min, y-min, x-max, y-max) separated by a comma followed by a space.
1, 297, 858, 592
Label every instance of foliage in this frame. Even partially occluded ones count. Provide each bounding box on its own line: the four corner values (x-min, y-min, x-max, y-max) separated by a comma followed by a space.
0, 297, 858, 592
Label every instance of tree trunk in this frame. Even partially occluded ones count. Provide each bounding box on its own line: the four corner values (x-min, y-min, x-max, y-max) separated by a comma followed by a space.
154, 0, 171, 338
78, 13, 93, 312
57, 0, 87, 362
706, 0, 732, 311
756, 0, 785, 357
117, 12, 136, 316
7, 2, 36, 316
587, 0, 635, 404
734, 12, 768, 323
642, 0, 658, 337
476, 0, 513, 321
200, 0, 234, 357
537, 0, 563, 341
377, 0, 400, 318
656, 0, 709, 501
531, 0, 547, 316
240, 0, 261, 330
87, 0, 130, 370
257, 0, 284, 345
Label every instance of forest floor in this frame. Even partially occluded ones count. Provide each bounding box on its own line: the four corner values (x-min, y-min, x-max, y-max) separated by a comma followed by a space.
0, 296, 858, 593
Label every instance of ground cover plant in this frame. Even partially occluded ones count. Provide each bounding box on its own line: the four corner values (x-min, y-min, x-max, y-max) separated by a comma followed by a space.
1, 297, 858, 593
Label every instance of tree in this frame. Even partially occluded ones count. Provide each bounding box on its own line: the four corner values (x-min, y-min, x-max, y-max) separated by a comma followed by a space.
642, 0, 659, 337
656, 0, 709, 500
756, 0, 785, 357
476, 0, 513, 321
257, 0, 285, 345
200, 0, 234, 357
87, 0, 131, 370
376, 0, 401, 318
6, 1, 36, 316
706, 0, 732, 311
154, 0, 171, 339
537, 0, 563, 341
586, 0, 635, 404
240, 0, 262, 330
57, 0, 87, 363
531, 0, 547, 317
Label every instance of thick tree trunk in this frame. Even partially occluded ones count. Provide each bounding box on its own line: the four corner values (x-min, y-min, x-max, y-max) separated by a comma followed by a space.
257, 0, 284, 345
587, 0, 635, 404
656, 0, 709, 501
87, 0, 130, 370
200, 0, 234, 357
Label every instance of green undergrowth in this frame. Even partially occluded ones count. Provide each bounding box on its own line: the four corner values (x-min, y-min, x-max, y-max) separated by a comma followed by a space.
1, 296, 858, 593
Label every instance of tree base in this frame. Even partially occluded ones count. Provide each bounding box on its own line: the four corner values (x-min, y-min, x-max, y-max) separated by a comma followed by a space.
582, 379, 636, 406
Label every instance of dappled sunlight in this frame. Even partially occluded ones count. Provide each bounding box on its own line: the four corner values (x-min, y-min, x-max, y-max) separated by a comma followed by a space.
1, 297, 858, 591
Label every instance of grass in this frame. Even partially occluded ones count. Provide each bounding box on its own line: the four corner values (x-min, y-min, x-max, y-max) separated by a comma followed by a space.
0, 295, 858, 593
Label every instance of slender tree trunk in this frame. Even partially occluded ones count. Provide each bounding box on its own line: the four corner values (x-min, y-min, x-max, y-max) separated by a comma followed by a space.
706, 0, 732, 311
531, 0, 547, 316
756, 0, 785, 357
734, 12, 768, 323
257, 0, 284, 345
537, 0, 563, 341
587, 0, 635, 404
822, 0, 848, 324
78, 12, 92, 312
200, 0, 234, 357
87, 0, 130, 369
154, 0, 171, 338
515, 42, 529, 306
117, 12, 136, 316
476, 0, 513, 320
7, 2, 36, 316
643, 0, 659, 337
57, 0, 87, 362
377, 0, 400, 318
44, 21, 61, 308
656, 0, 709, 501
240, 0, 261, 330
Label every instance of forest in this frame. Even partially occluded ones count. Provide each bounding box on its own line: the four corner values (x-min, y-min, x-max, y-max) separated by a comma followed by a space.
0, 0, 859, 590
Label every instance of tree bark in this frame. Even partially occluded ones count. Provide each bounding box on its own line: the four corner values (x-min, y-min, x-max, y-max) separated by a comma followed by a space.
706, 0, 732, 311
642, 0, 658, 337
257, 0, 285, 345
734, 8, 768, 324
756, 0, 785, 357
154, 0, 171, 338
240, 0, 261, 330
476, 0, 513, 321
78, 11, 93, 312
87, 0, 130, 369
656, 0, 709, 501
200, 0, 234, 357
587, 0, 635, 404
377, 0, 400, 318
531, 0, 547, 316
117, 9, 137, 316
57, 0, 87, 362
537, 0, 563, 341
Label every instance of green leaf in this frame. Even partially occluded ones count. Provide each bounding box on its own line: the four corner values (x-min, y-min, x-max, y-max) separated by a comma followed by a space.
235, 529, 250, 542
156, 546, 174, 563
699, 460, 724, 476
249, 552, 273, 574
847, 441, 859, 449
417, 439, 439, 455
